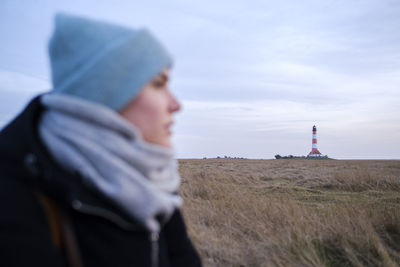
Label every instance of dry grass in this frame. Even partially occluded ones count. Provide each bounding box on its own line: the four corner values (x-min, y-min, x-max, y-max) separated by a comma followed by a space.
179, 159, 400, 267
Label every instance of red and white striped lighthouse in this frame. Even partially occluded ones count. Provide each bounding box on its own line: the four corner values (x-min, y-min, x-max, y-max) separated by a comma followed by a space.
307, 125, 323, 157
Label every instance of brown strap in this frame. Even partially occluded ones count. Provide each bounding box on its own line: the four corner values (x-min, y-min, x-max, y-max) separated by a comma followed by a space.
36, 192, 84, 267
36, 193, 62, 247
58, 207, 84, 267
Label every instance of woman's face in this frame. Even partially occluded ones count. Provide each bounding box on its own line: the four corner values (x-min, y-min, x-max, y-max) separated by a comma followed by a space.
119, 68, 181, 148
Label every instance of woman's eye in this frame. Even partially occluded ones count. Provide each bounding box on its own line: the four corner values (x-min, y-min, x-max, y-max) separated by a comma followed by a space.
153, 80, 165, 88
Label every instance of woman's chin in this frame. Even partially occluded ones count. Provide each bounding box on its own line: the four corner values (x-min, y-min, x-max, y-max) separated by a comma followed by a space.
145, 138, 173, 149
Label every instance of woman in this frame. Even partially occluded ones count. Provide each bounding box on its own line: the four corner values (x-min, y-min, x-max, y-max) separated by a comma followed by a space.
0, 14, 202, 267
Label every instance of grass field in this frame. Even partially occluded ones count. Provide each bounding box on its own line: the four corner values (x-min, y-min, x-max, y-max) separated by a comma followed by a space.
179, 159, 400, 267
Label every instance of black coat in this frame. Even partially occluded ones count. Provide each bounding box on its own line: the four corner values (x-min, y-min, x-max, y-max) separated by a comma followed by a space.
0, 96, 202, 267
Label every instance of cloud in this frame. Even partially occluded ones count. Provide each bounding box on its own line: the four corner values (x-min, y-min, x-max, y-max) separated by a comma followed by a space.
1, 0, 400, 158
173, 94, 400, 159
0, 70, 50, 127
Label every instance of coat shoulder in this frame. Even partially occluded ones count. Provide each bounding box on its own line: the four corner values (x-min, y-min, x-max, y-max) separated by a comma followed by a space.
0, 169, 65, 266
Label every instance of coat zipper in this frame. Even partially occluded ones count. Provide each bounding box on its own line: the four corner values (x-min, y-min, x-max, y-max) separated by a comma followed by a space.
150, 231, 159, 267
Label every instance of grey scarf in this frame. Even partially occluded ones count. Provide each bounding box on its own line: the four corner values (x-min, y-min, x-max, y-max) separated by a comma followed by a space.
39, 94, 182, 232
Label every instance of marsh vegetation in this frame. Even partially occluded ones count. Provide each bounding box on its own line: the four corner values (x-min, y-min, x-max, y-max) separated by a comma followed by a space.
179, 159, 400, 267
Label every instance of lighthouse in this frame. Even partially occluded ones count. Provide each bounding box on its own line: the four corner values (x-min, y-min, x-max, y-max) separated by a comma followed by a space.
307, 125, 326, 158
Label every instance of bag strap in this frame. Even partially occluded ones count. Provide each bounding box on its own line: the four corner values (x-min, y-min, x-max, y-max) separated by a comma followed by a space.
36, 192, 84, 267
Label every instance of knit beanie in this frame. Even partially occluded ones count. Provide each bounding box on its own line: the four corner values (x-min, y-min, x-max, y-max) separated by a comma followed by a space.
48, 13, 172, 111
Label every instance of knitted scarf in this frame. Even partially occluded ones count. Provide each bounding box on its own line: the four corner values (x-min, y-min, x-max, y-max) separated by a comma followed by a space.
38, 94, 182, 232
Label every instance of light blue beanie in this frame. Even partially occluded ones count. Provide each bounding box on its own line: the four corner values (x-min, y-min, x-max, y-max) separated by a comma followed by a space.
49, 14, 172, 111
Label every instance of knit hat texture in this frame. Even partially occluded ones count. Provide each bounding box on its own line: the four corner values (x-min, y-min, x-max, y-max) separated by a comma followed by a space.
49, 13, 172, 110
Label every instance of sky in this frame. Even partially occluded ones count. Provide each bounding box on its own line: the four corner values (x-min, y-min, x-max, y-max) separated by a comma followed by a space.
1, 0, 400, 159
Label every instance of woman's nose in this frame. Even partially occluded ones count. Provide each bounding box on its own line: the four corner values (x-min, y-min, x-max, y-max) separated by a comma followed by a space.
169, 93, 181, 113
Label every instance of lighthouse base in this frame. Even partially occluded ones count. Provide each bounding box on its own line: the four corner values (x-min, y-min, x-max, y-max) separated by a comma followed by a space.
307, 148, 327, 158
307, 154, 328, 158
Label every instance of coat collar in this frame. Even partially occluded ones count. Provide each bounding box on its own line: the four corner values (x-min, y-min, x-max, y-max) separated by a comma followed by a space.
0, 95, 144, 230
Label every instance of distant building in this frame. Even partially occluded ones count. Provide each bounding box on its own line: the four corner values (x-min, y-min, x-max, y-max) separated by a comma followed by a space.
307, 125, 327, 158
